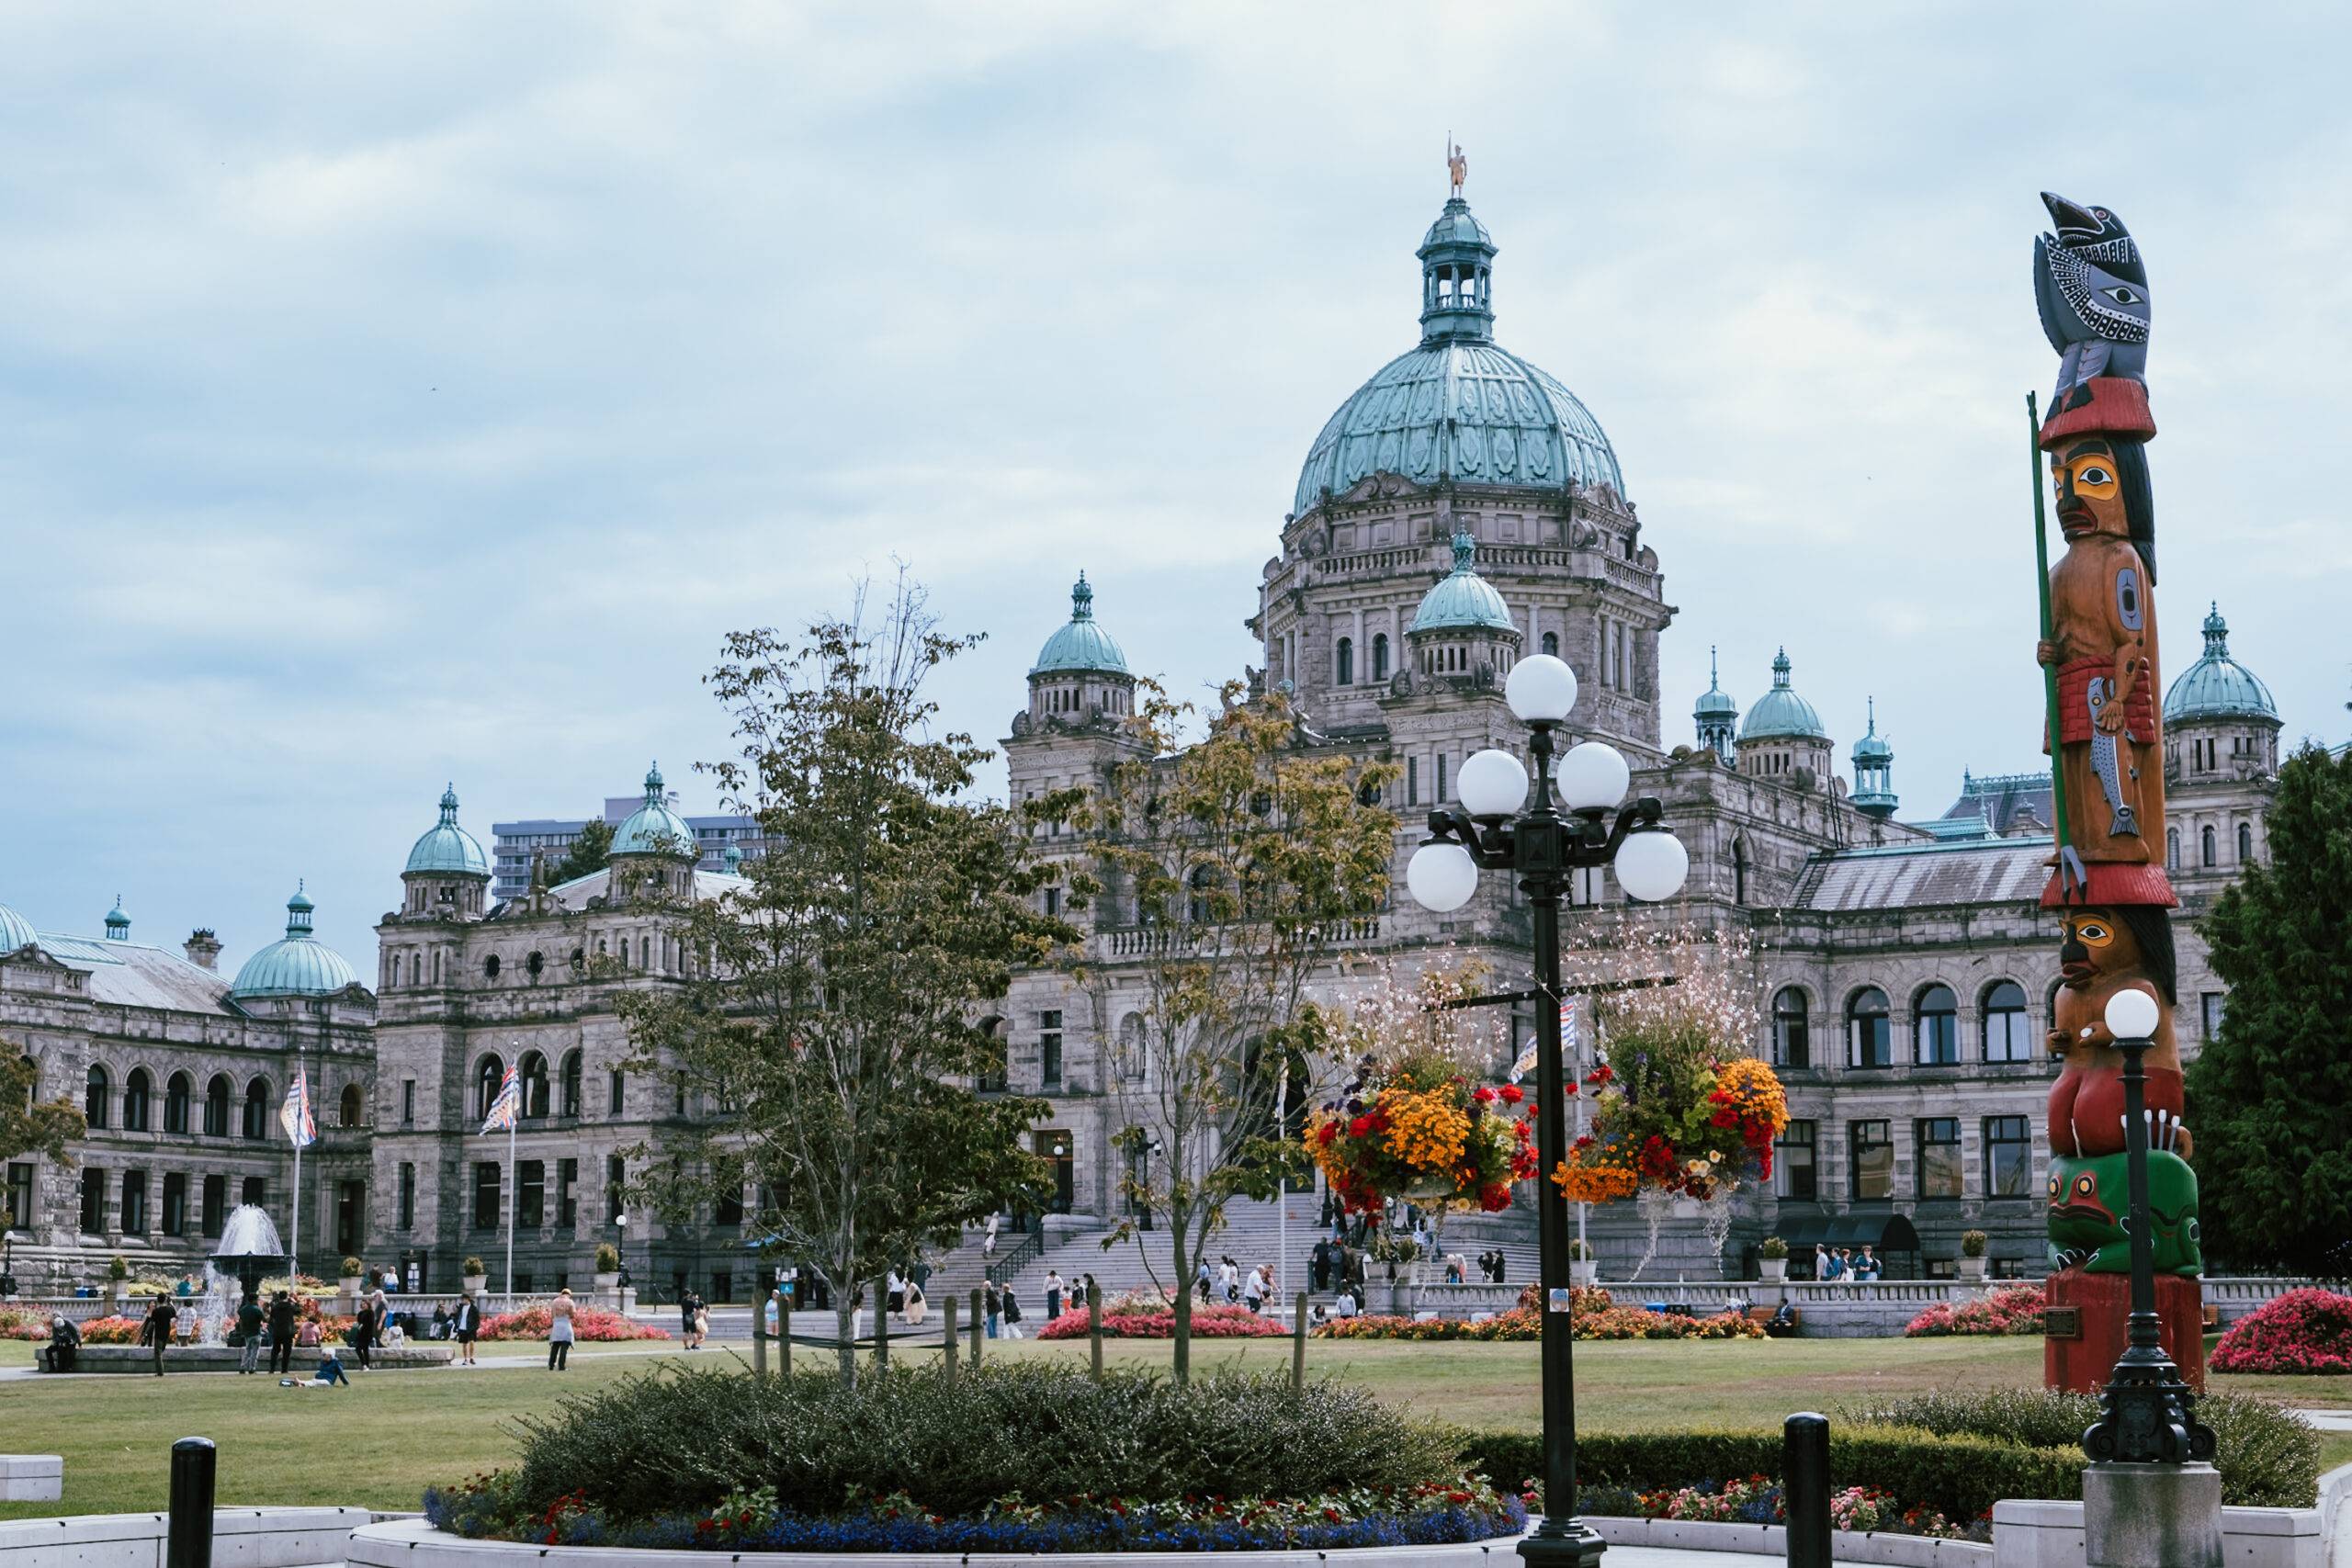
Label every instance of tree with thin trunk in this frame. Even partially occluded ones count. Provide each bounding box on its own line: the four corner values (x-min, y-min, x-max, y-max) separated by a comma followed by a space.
1068, 682, 1396, 1384
0, 1044, 83, 1166
615, 575, 1073, 1386
548, 818, 615, 886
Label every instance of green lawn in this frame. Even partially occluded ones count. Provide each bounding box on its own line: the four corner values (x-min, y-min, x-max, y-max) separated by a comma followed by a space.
3, 1336, 2344, 1520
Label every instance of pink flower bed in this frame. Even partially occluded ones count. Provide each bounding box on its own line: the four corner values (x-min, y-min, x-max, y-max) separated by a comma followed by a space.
1904, 1284, 2045, 1337
2211, 1288, 2352, 1374
479, 1304, 673, 1342
1035, 1303, 1285, 1339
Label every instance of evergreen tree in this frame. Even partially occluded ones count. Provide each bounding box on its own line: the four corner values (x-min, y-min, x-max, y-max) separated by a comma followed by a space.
548, 817, 615, 885
2187, 741, 2352, 1278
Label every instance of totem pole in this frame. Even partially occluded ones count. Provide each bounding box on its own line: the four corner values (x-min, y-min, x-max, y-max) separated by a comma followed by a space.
2029, 192, 2206, 1395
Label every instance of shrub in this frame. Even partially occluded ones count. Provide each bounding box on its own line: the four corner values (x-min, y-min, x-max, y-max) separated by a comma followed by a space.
2210, 1288, 2352, 1375
340, 1257, 366, 1278
107, 1256, 130, 1281
480, 1304, 672, 1342
1567, 1238, 1595, 1262
489, 1363, 1467, 1528
462, 1257, 486, 1277
1837, 1386, 2322, 1508
1904, 1283, 2044, 1336
1960, 1229, 1989, 1258
1758, 1236, 1789, 1260
1036, 1303, 1283, 1340
75, 1314, 145, 1344
0, 1308, 52, 1341
594, 1243, 621, 1273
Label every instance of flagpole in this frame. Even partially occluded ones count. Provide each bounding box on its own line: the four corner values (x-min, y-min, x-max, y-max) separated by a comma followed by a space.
504, 1115, 517, 1307
289, 1041, 303, 1288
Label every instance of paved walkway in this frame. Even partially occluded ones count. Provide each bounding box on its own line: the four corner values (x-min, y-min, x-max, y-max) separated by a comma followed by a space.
2294, 1405, 2352, 1432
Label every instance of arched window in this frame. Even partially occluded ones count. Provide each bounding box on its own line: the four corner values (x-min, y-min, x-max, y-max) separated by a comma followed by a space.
2167, 828, 2180, 870
1770, 987, 1809, 1069
338, 1083, 364, 1128
2236, 822, 2253, 863
1372, 634, 1390, 682
2201, 825, 2217, 867
408, 953, 420, 986
1336, 637, 1354, 686
164, 1071, 191, 1135
1847, 987, 1892, 1069
560, 1051, 583, 1117
1188, 865, 1217, 924
1913, 984, 1959, 1066
519, 1052, 550, 1119
1118, 1013, 1148, 1081
639, 936, 650, 969
1542, 631, 1559, 658
484, 953, 502, 980
242, 1077, 271, 1140
1733, 838, 1748, 906
474, 1055, 506, 1122
85, 1066, 109, 1129
1981, 980, 2030, 1062
204, 1075, 232, 1137
123, 1067, 152, 1132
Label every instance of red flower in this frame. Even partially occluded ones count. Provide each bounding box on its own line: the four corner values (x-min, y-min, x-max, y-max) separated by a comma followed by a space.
1349, 1115, 1373, 1137
1473, 1085, 1497, 1103
1317, 1122, 1339, 1145
1498, 1083, 1524, 1103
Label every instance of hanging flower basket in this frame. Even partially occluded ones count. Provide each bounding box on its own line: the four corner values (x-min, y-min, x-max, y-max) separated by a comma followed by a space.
1306, 1048, 1537, 1215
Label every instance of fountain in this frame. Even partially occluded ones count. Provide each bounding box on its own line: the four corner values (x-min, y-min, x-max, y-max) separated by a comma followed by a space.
211, 1204, 288, 1326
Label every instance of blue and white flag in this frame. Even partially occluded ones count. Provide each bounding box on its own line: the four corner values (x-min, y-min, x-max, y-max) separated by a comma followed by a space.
479, 1065, 521, 1134
279, 1068, 317, 1148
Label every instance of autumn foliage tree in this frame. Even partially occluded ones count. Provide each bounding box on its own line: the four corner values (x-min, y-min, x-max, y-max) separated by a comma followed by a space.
615, 577, 1075, 1384
1, 1045, 84, 1165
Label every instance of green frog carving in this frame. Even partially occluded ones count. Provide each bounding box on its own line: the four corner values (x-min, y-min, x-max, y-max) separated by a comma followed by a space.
2046, 1150, 2202, 1275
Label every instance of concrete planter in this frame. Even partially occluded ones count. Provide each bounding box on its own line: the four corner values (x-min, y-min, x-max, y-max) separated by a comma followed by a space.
1569, 1260, 1599, 1287
339, 1275, 364, 1296
1955, 1257, 1988, 1282
68, 1343, 454, 1374
348, 1518, 1534, 1568
0, 1455, 62, 1502
1758, 1258, 1788, 1283
0, 1506, 386, 1565
593, 1271, 619, 1292
462, 1274, 488, 1296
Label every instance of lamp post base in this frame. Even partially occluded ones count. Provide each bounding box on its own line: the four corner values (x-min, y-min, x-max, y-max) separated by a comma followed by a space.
2083, 1461, 2222, 1568
1518, 1518, 1607, 1568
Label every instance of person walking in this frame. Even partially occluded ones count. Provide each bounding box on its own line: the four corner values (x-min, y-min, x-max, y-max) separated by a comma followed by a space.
1193, 1258, 1213, 1304
1044, 1269, 1065, 1324
1241, 1264, 1266, 1314
982, 1213, 999, 1258
547, 1287, 576, 1371
1812, 1244, 1831, 1280
452, 1291, 481, 1364
140, 1293, 175, 1376
173, 1296, 197, 1346
983, 1280, 1001, 1338
1309, 1238, 1330, 1293
905, 1280, 928, 1329
266, 1292, 297, 1374
1000, 1282, 1023, 1339
346, 1292, 375, 1371
237, 1294, 266, 1374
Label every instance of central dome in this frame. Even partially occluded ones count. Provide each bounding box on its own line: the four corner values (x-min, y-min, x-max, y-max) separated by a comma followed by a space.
1294, 196, 1623, 516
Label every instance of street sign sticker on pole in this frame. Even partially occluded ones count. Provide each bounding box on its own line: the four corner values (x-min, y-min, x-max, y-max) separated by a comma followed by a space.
1548, 1288, 1573, 1314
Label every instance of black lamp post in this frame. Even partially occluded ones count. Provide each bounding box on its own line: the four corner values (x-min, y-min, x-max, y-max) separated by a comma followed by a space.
1405, 653, 1690, 1568
2081, 988, 2214, 1467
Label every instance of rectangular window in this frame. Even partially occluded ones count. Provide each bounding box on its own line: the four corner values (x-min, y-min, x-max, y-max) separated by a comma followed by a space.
1917, 1118, 1962, 1200
120, 1170, 148, 1234
715, 1180, 744, 1226
401, 1079, 415, 1124
1407, 756, 1419, 807
398, 1163, 416, 1228
240, 1176, 265, 1209
1849, 1120, 1893, 1201
5, 1163, 30, 1229
1775, 1120, 1817, 1201
1984, 1115, 2032, 1200
473, 1163, 502, 1229
1435, 753, 1448, 805
1043, 886, 1060, 918
1849, 1010, 1892, 1069
558, 1158, 578, 1228
1772, 1007, 1809, 1069
1041, 1010, 1064, 1088
2200, 992, 2225, 1040
514, 1270, 534, 1295
518, 1160, 545, 1228
162, 1172, 187, 1236
200, 1174, 226, 1237
608, 1069, 625, 1116
606, 1155, 627, 1224
80, 1168, 105, 1232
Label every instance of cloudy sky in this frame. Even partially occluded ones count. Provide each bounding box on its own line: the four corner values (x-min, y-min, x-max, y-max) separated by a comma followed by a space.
3, 3, 2346, 974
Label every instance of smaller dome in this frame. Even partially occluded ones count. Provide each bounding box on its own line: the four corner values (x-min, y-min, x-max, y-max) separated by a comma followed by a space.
104, 896, 130, 940
1032, 573, 1129, 675
2165, 604, 2278, 725
1421, 198, 1494, 252
1409, 532, 1518, 635
1694, 647, 1738, 719
405, 784, 492, 877
232, 883, 362, 999
1851, 698, 1894, 764
1738, 649, 1829, 741
612, 763, 700, 859
0, 898, 35, 953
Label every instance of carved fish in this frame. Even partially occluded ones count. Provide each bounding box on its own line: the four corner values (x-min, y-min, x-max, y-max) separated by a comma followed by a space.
2085, 677, 2139, 837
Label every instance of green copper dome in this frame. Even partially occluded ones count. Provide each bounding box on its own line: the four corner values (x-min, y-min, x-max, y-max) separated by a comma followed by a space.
1031, 574, 1128, 675
1408, 531, 1517, 635
405, 784, 492, 878
231, 883, 362, 998
2165, 604, 2277, 724
1295, 197, 1623, 516
613, 763, 699, 859
1851, 697, 1894, 764
0, 897, 34, 953
1737, 649, 1829, 741
1693, 648, 1738, 720
104, 896, 130, 940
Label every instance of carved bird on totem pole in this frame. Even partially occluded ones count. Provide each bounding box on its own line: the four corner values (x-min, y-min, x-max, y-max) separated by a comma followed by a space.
2033, 192, 2150, 406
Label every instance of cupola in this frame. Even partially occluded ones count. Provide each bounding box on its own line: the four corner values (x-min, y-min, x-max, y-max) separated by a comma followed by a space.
0, 895, 36, 954
2164, 603, 2280, 782
1692, 647, 1738, 763
1849, 698, 1897, 819
608, 763, 700, 900
104, 896, 130, 942
401, 784, 492, 919
1025, 573, 1136, 728
232, 883, 364, 1001
1405, 531, 1522, 689
1735, 649, 1834, 785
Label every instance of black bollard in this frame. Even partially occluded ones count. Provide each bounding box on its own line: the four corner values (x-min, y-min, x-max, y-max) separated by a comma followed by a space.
1783, 1412, 1830, 1568
167, 1436, 216, 1568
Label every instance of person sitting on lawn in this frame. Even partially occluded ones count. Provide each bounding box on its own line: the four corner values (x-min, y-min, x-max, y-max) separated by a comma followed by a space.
281, 1348, 348, 1388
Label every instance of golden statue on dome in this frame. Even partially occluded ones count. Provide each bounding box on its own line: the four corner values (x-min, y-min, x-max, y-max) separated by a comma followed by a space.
1446, 138, 1467, 197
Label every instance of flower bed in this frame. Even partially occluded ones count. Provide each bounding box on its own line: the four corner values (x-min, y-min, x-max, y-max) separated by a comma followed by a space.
1317, 1285, 1760, 1343
1036, 1303, 1283, 1340
74, 1312, 356, 1346
0, 1308, 47, 1341
1904, 1283, 2046, 1337
2210, 1287, 2352, 1374
479, 1304, 672, 1342
1575, 1473, 1973, 1541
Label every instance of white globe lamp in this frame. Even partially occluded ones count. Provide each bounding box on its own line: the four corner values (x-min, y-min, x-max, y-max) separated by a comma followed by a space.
1555, 741, 1631, 813
2102, 987, 2161, 1042
1613, 830, 1690, 902
1406, 841, 1480, 913
1456, 749, 1530, 820
1505, 655, 1578, 724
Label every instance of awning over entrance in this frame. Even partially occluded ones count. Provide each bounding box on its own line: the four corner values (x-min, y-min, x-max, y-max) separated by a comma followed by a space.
1770, 1211, 1923, 1254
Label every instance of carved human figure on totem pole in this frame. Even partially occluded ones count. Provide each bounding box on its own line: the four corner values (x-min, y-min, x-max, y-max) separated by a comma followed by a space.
2046, 904, 2188, 1160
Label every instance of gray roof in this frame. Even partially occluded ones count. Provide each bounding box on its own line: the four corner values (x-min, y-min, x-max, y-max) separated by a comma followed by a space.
35, 932, 244, 1015
1938, 771, 2052, 836
1794, 836, 2052, 912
